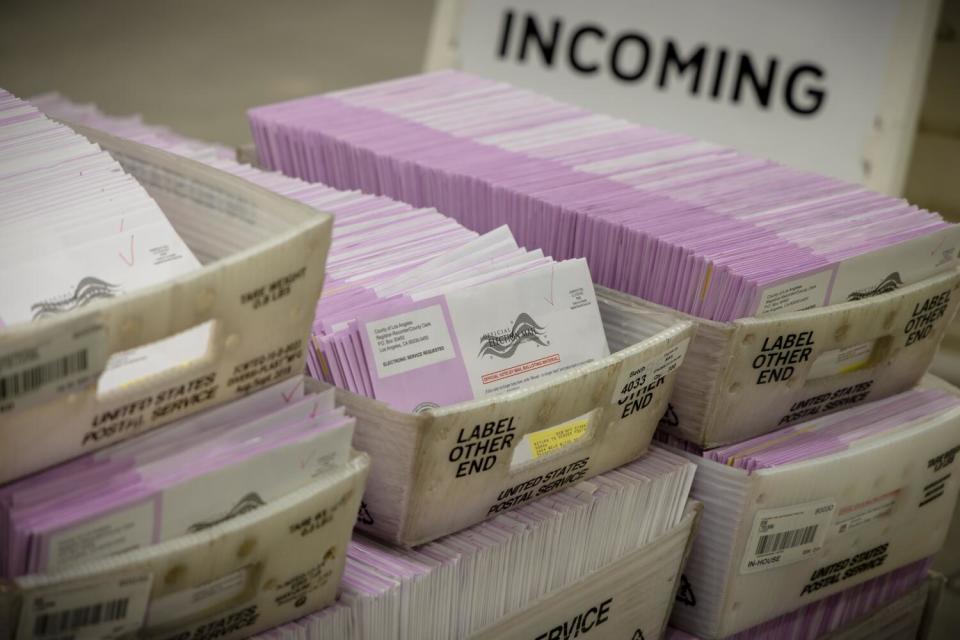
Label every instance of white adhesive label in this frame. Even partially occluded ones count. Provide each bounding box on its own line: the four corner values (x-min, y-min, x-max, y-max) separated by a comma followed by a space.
0, 323, 106, 414
366, 304, 456, 378
755, 270, 833, 317
741, 498, 836, 574
611, 338, 689, 420
16, 573, 153, 640
807, 340, 876, 380
147, 568, 248, 626
45, 500, 155, 573
834, 490, 899, 535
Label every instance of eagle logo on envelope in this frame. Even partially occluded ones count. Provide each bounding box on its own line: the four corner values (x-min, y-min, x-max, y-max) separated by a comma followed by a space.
30, 276, 121, 319
478, 313, 550, 359
187, 492, 266, 532
846, 272, 902, 301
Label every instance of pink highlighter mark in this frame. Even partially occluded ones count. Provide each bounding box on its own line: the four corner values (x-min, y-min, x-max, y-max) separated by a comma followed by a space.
118, 234, 135, 266
282, 378, 304, 403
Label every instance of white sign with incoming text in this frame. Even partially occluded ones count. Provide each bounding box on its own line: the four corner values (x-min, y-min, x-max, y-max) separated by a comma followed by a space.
447, 0, 902, 185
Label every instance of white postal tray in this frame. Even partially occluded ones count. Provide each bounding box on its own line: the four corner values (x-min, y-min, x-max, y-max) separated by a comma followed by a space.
599, 270, 960, 447
0, 453, 369, 640
0, 128, 333, 484
339, 316, 694, 546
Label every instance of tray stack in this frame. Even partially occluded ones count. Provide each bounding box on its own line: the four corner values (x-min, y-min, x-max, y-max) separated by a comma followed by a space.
245, 71, 960, 639
0, 93, 366, 640
27, 94, 708, 639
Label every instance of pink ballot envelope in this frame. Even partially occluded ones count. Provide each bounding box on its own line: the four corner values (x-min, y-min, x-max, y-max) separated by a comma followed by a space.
0, 377, 354, 578
356, 259, 609, 412
248, 70, 960, 322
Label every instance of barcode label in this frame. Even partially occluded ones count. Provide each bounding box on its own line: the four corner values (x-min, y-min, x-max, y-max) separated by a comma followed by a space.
0, 350, 88, 401
756, 525, 818, 556
741, 498, 835, 574
16, 573, 152, 640
0, 324, 105, 414
34, 598, 129, 636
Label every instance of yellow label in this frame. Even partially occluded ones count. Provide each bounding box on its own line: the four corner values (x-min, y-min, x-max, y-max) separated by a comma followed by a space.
808, 340, 876, 380
528, 418, 590, 458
